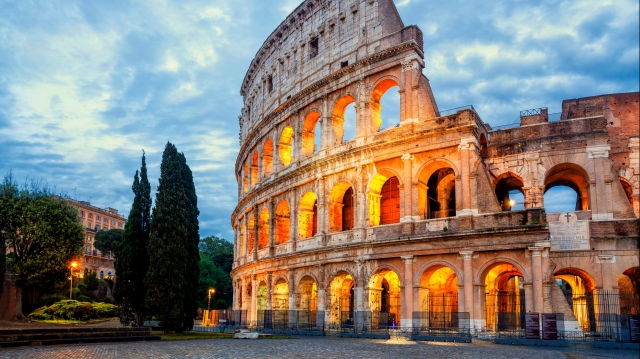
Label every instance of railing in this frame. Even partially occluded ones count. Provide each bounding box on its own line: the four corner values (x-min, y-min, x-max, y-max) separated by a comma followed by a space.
339, 311, 391, 335
411, 312, 471, 338
437, 105, 475, 117
256, 310, 325, 332
520, 107, 547, 116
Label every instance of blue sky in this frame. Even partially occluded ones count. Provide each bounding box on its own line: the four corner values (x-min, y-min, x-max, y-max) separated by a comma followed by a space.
1, 0, 638, 241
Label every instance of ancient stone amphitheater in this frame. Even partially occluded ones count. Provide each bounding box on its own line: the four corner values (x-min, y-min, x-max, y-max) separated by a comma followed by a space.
230, 0, 639, 335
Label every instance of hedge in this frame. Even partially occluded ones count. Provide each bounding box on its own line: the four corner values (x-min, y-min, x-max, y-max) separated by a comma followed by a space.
28, 300, 120, 321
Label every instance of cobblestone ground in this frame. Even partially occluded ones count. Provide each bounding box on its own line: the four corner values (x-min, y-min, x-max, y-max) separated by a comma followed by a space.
1, 336, 638, 359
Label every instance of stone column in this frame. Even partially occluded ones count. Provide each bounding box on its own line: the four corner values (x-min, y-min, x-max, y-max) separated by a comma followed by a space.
268, 197, 275, 256
473, 284, 485, 328
529, 247, 544, 313
587, 145, 613, 220
460, 251, 475, 323
457, 137, 478, 216
267, 272, 273, 311
598, 255, 615, 291
316, 264, 327, 327
401, 154, 415, 223
289, 188, 298, 252
355, 260, 365, 312
401, 255, 415, 327
316, 176, 327, 242
288, 269, 297, 329
244, 217, 250, 257
251, 275, 258, 324
253, 206, 259, 258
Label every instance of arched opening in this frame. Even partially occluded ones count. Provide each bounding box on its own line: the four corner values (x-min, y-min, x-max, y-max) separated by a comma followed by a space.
620, 178, 634, 210
257, 281, 268, 310
618, 267, 640, 315
273, 278, 289, 310
368, 171, 401, 226
239, 221, 245, 255
494, 174, 525, 211
371, 79, 400, 132
328, 182, 355, 232
302, 111, 321, 157
243, 162, 249, 193
378, 85, 400, 131
329, 272, 355, 324
332, 95, 356, 144
484, 262, 525, 331
418, 265, 459, 328
298, 192, 318, 239
298, 276, 318, 312
417, 166, 456, 219
279, 126, 294, 166
251, 152, 259, 187
258, 208, 269, 249
263, 139, 274, 177
247, 215, 255, 253
544, 163, 590, 212
275, 200, 290, 245
554, 268, 597, 332
369, 269, 401, 327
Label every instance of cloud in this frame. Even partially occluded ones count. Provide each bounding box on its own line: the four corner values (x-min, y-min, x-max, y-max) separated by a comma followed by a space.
0, 0, 637, 242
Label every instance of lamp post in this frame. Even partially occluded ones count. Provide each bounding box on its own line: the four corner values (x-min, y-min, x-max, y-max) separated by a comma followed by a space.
208, 288, 215, 311
69, 261, 77, 299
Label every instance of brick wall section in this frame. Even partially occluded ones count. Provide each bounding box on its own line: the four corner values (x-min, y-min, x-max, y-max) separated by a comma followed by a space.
0, 277, 17, 321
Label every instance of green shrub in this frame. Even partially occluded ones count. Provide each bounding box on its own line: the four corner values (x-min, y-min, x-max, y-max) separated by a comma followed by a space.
27, 300, 120, 321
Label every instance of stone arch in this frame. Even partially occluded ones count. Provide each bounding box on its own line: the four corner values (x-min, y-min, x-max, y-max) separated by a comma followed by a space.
279, 126, 295, 166
328, 270, 356, 324
554, 267, 598, 332
247, 214, 256, 253
370, 76, 402, 132
275, 200, 291, 245
297, 275, 318, 311
332, 94, 356, 144
302, 110, 321, 157
476, 257, 530, 284
257, 280, 268, 311
262, 138, 274, 177
418, 263, 460, 317
493, 172, 525, 211
414, 260, 463, 286
619, 177, 634, 210
368, 167, 403, 226
251, 151, 259, 187
417, 160, 458, 219
298, 191, 318, 239
272, 277, 289, 310
368, 267, 401, 325
239, 218, 246, 255
243, 161, 249, 193
480, 260, 528, 330
619, 267, 640, 315
328, 180, 356, 232
544, 162, 590, 211
258, 207, 269, 249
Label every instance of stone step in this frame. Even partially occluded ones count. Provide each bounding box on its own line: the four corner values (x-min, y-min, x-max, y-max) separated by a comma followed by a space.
0, 335, 161, 348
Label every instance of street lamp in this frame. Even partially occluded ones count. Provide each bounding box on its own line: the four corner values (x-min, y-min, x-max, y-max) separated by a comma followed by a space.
69, 261, 78, 299
208, 288, 215, 311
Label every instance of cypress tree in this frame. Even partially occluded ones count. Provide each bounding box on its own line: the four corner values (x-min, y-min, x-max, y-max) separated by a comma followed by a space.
115, 151, 152, 326
146, 142, 199, 332
178, 152, 200, 331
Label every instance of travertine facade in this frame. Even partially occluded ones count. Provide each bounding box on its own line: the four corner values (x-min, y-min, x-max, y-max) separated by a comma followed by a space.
231, 0, 639, 330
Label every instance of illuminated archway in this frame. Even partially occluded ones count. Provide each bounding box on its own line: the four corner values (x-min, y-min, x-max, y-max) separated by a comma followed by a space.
618, 267, 640, 315
247, 215, 255, 253
369, 268, 401, 326
298, 276, 318, 311
258, 208, 269, 249
263, 139, 274, 177
332, 95, 356, 144
257, 281, 268, 311
275, 200, 290, 244
298, 192, 318, 239
243, 161, 249, 193
251, 152, 259, 187
329, 271, 355, 324
279, 126, 294, 166
302, 111, 321, 157
619, 178, 634, 210
273, 278, 289, 310
494, 173, 525, 211
368, 169, 402, 226
239, 220, 245, 255
418, 265, 459, 327
483, 262, 525, 330
371, 78, 400, 132
544, 163, 590, 211
329, 181, 355, 232
417, 161, 457, 219
554, 268, 596, 332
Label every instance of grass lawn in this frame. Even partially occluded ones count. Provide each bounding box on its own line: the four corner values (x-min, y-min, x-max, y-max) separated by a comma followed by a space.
152, 331, 235, 340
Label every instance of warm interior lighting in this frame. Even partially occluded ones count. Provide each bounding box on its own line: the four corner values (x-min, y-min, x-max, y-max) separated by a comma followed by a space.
71, 261, 78, 268
509, 200, 516, 207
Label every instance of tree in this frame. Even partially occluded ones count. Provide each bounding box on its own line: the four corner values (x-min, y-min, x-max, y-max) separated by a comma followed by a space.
78, 268, 100, 295
114, 151, 152, 327
94, 229, 123, 255
145, 142, 200, 332
197, 236, 233, 309
0, 174, 84, 319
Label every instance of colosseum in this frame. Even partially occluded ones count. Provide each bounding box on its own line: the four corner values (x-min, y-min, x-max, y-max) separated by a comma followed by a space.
230, 0, 639, 338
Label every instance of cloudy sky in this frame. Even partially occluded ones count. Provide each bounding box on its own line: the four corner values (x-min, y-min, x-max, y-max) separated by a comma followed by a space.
1, 0, 638, 241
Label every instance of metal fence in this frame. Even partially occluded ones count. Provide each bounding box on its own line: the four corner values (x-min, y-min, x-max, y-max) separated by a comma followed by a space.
338, 311, 390, 335
412, 312, 471, 338
256, 310, 325, 332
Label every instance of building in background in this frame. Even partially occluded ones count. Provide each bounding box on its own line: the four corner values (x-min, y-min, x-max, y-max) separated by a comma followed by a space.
67, 199, 125, 280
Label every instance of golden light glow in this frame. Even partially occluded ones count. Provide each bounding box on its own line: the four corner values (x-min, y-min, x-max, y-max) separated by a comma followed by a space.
509, 200, 516, 207
71, 261, 78, 268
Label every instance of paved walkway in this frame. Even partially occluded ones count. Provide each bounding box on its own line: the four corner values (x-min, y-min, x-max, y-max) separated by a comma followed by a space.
0, 336, 637, 358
